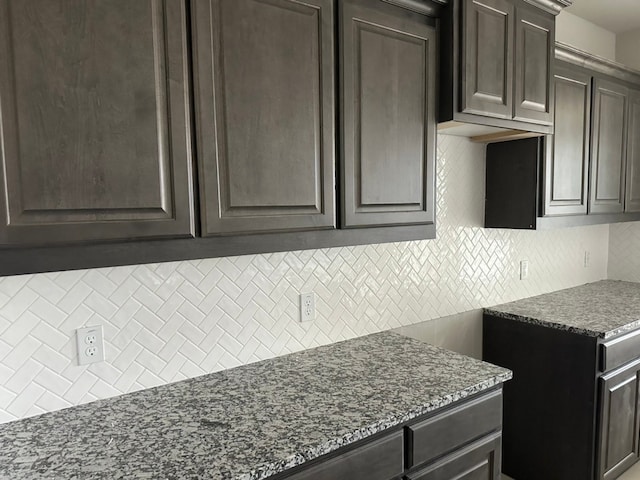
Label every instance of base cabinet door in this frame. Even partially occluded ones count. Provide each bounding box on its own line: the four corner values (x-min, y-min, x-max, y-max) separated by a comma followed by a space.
542, 64, 591, 216
590, 78, 629, 214
625, 89, 640, 213
192, 0, 336, 236
599, 360, 640, 480
406, 433, 502, 480
340, 0, 436, 228
0, 0, 195, 245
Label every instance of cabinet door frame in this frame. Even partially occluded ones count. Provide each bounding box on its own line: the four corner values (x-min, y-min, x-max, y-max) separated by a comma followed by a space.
589, 77, 629, 214
542, 64, 591, 216
0, 0, 195, 246
513, 4, 554, 125
625, 89, 640, 213
460, 0, 514, 119
191, 0, 336, 236
340, 0, 436, 228
598, 358, 640, 480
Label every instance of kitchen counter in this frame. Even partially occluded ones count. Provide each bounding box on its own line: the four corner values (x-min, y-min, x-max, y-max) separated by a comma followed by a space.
485, 280, 640, 339
0, 331, 510, 480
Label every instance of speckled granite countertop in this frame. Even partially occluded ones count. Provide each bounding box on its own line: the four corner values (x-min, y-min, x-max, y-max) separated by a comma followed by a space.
485, 280, 640, 339
0, 331, 510, 480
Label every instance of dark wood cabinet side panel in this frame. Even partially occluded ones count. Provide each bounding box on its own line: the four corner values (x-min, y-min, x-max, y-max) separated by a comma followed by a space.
483, 314, 599, 480
590, 78, 628, 214
0, 0, 195, 245
513, 5, 554, 125
192, 0, 336, 236
461, 0, 514, 119
543, 64, 591, 216
341, 0, 436, 228
625, 90, 640, 213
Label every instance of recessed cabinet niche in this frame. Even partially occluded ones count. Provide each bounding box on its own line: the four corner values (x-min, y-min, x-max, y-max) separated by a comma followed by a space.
0, 0, 195, 245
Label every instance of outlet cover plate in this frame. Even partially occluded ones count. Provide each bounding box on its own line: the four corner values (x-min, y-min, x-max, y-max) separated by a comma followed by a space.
300, 293, 315, 322
76, 325, 105, 365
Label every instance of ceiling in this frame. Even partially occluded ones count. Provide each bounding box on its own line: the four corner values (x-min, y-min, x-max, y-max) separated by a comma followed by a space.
566, 0, 640, 34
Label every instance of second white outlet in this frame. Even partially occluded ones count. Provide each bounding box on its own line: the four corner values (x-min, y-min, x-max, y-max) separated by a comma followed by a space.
76, 325, 105, 365
300, 293, 315, 322
519, 260, 530, 280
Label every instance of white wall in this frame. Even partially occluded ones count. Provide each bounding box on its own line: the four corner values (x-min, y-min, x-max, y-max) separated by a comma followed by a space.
616, 28, 640, 70
0, 135, 610, 424
557, 10, 616, 60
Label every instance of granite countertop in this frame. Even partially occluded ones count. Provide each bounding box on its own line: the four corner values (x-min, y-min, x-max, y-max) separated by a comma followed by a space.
485, 280, 640, 339
0, 331, 511, 480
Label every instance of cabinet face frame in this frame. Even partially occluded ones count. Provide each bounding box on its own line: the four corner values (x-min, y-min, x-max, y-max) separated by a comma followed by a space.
625, 89, 640, 213
542, 64, 591, 216
589, 77, 629, 215
0, 0, 195, 245
340, 0, 436, 228
191, 0, 336, 236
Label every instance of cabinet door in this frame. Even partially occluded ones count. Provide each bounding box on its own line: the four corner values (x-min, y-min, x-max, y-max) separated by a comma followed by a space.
341, 0, 436, 228
192, 0, 335, 236
406, 433, 502, 480
542, 65, 591, 216
598, 360, 640, 480
625, 90, 640, 213
0, 0, 194, 246
461, 0, 514, 119
513, 6, 554, 125
590, 78, 628, 214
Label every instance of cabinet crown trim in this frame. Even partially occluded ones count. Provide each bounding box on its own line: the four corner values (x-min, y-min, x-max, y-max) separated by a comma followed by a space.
523, 0, 572, 15
556, 42, 640, 85
381, 0, 448, 16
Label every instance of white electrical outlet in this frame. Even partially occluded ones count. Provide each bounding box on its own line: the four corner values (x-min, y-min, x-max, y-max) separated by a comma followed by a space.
584, 250, 591, 268
519, 260, 529, 280
76, 325, 105, 365
300, 293, 315, 322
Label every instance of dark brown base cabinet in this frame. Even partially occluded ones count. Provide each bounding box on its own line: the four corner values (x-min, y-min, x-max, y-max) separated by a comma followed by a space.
484, 314, 640, 480
268, 389, 504, 480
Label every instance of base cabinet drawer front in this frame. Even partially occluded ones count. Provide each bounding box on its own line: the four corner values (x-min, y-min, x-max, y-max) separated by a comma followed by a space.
282, 430, 404, 480
601, 329, 640, 372
599, 359, 640, 480
406, 433, 502, 480
407, 389, 502, 468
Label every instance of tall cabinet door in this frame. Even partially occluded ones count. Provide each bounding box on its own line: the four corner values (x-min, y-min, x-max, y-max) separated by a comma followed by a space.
0, 0, 195, 246
513, 5, 554, 125
625, 90, 640, 213
598, 360, 640, 480
542, 65, 591, 216
461, 0, 514, 119
192, 0, 336, 236
590, 78, 629, 214
341, 0, 436, 228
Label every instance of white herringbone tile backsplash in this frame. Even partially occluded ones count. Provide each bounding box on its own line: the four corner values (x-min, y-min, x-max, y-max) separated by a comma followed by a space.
0, 136, 609, 423
609, 222, 640, 282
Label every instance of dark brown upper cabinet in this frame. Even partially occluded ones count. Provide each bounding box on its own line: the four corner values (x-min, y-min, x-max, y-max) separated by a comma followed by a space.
440, 0, 566, 138
340, 0, 436, 228
191, 0, 336, 236
626, 89, 640, 213
0, 0, 195, 246
543, 63, 591, 217
485, 44, 640, 231
589, 78, 629, 214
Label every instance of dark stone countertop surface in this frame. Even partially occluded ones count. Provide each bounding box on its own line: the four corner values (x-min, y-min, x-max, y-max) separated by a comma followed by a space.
0, 331, 511, 480
485, 280, 640, 339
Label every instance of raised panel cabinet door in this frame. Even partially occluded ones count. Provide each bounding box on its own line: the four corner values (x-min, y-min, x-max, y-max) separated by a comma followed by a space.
590, 78, 628, 214
598, 360, 640, 480
625, 90, 640, 212
0, 0, 195, 246
406, 433, 502, 480
513, 5, 554, 125
461, 0, 514, 119
192, 0, 335, 236
542, 65, 591, 216
341, 0, 436, 228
